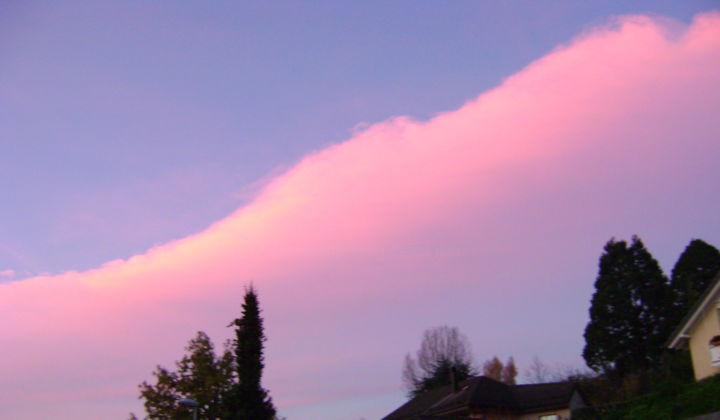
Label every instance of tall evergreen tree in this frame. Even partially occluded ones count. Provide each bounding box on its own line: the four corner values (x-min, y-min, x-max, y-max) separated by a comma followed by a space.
583, 236, 671, 376
668, 239, 720, 329
226, 286, 276, 420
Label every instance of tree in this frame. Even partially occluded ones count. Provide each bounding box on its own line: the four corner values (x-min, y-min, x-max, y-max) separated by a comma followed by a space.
403, 326, 477, 397
138, 331, 235, 419
583, 236, 672, 376
501, 357, 517, 385
480, 356, 516, 384
137, 287, 278, 419
668, 239, 720, 329
522, 356, 591, 384
226, 286, 276, 419
482, 357, 503, 381
523, 356, 553, 384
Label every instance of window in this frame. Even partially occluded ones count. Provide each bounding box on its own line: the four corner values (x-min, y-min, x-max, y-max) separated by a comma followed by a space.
709, 335, 720, 367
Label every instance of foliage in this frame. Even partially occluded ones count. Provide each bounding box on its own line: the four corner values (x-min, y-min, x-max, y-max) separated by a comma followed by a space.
225, 286, 276, 420
403, 326, 477, 396
137, 287, 276, 419
481, 356, 517, 385
576, 237, 716, 415
482, 357, 503, 381
568, 355, 687, 416
668, 239, 720, 330
583, 236, 672, 376
138, 331, 234, 419
572, 372, 720, 420
501, 357, 517, 385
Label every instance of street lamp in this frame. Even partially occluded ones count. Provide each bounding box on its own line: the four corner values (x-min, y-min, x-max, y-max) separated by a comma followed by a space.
178, 397, 199, 420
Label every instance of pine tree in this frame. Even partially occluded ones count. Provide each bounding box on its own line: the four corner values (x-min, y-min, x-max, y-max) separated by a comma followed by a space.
226, 286, 276, 419
668, 239, 720, 329
583, 236, 671, 375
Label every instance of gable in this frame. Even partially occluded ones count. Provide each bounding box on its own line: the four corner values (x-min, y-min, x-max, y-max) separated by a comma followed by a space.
668, 271, 720, 350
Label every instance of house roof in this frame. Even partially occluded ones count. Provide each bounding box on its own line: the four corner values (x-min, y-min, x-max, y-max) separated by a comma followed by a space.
668, 270, 720, 349
416, 417, 475, 420
425, 376, 515, 415
382, 376, 577, 420
511, 381, 577, 413
382, 382, 460, 420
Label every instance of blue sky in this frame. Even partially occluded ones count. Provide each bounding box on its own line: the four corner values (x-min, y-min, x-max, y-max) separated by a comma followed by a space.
2, 0, 713, 277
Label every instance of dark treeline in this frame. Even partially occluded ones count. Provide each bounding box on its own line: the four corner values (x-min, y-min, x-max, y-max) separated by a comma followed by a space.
580, 237, 720, 406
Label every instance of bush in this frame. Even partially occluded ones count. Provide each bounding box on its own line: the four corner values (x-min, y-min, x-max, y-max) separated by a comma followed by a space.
572, 374, 720, 419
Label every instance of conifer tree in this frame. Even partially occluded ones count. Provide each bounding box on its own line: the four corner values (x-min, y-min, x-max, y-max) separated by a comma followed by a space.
226, 286, 276, 419
668, 239, 720, 329
583, 236, 671, 375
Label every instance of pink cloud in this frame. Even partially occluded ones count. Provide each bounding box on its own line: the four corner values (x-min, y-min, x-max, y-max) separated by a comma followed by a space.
2, 12, 720, 420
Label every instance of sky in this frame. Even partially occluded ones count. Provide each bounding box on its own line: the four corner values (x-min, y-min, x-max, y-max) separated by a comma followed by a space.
1, 1, 719, 419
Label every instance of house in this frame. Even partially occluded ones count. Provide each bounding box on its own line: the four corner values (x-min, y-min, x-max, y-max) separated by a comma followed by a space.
668, 270, 720, 381
381, 376, 586, 420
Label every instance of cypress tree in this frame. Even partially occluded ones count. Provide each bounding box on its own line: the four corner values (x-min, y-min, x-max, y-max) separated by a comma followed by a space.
226, 286, 276, 420
583, 236, 671, 375
668, 239, 720, 329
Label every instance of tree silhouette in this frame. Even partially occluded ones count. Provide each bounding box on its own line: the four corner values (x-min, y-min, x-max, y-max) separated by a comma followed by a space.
668, 239, 720, 329
583, 236, 671, 375
137, 287, 277, 419
403, 326, 477, 396
138, 331, 234, 419
226, 286, 276, 419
